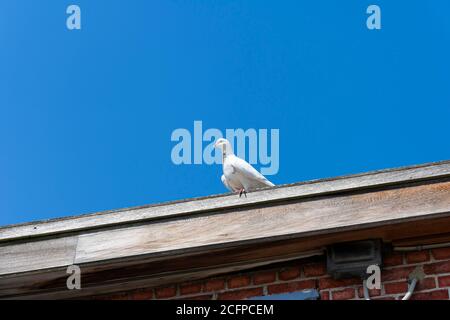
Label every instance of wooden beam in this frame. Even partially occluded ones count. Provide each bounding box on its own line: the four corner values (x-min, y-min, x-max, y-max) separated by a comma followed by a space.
3, 214, 450, 299
72, 180, 450, 264
0, 236, 77, 275
1, 160, 450, 243
1, 179, 450, 277
1, 161, 450, 299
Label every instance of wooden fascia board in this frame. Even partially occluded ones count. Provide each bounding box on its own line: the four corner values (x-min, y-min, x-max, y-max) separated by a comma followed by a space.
1, 178, 450, 277
3, 214, 450, 299
1, 160, 450, 243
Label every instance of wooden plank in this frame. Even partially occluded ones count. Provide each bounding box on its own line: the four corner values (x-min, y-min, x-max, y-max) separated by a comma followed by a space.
0, 250, 322, 299
3, 214, 450, 299
1, 161, 450, 243
1, 180, 449, 278
0, 237, 78, 275
74, 181, 450, 264
0, 268, 68, 298
0, 260, 305, 300
391, 233, 450, 247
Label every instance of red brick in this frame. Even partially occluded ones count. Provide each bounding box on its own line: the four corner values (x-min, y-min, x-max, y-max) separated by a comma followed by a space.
383, 252, 404, 267
438, 275, 450, 287
332, 288, 355, 300
204, 279, 225, 292
357, 286, 381, 298
424, 261, 450, 275
410, 290, 449, 300
406, 251, 430, 264
253, 271, 276, 285
303, 263, 326, 277
415, 277, 436, 291
278, 267, 301, 281
128, 289, 153, 300
431, 247, 450, 260
320, 291, 330, 300
218, 288, 263, 300
267, 279, 316, 295
319, 277, 361, 289
228, 275, 251, 289
384, 281, 408, 294
381, 266, 415, 281
180, 283, 202, 295
155, 286, 177, 299
383, 278, 436, 295
182, 294, 213, 300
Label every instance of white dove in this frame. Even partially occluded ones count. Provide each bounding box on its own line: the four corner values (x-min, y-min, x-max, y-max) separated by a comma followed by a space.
214, 138, 275, 197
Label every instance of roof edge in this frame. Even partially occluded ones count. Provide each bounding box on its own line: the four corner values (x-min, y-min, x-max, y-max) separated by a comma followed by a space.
1, 160, 450, 243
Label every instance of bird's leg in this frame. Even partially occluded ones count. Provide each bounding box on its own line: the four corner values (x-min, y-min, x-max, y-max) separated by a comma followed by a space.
239, 188, 247, 198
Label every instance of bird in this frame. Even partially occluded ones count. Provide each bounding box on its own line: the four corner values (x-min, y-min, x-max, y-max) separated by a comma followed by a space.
214, 138, 275, 197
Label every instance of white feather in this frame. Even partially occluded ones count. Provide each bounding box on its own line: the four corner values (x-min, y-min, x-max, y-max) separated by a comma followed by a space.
216, 138, 275, 192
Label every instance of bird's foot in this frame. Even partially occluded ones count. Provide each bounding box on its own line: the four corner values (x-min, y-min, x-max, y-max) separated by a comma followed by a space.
239, 188, 247, 198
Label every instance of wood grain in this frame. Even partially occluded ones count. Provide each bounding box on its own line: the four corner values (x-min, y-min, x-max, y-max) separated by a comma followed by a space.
3, 214, 450, 299
74, 181, 450, 264
1, 161, 450, 243
0, 237, 77, 275
1, 161, 450, 299
1, 179, 448, 278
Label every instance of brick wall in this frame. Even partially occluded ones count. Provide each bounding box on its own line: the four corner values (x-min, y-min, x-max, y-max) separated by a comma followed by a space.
94, 247, 450, 300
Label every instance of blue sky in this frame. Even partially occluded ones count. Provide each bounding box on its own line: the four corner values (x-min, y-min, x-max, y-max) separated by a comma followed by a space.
1, 1, 449, 226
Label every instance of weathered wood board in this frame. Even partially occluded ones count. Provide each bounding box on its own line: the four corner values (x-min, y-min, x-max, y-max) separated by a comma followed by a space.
1, 179, 449, 278
1, 160, 450, 243
74, 181, 450, 264
0, 236, 78, 274
1, 161, 450, 299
